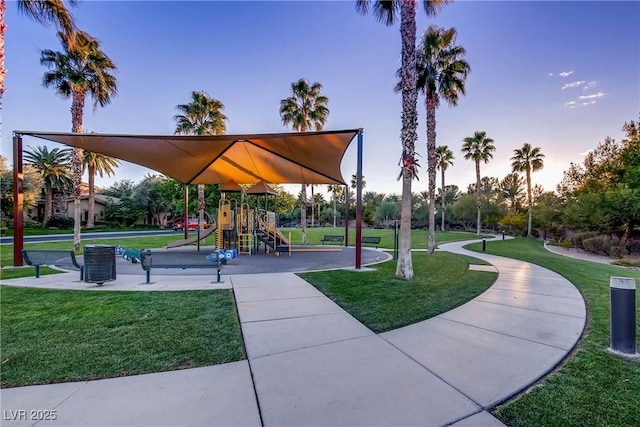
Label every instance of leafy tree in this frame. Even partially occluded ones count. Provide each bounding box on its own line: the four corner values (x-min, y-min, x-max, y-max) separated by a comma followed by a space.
23, 145, 72, 225
102, 179, 136, 198
0, 155, 43, 218
103, 197, 144, 228
40, 29, 118, 250
533, 191, 564, 237
436, 145, 454, 231
82, 151, 119, 227
279, 78, 329, 244
376, 200, 399, 228
327, 184, 345, 227
1, 0, 78, 97
511, 143, 545, 237
173, 90, 228, 233
131, 175, 174, 227
620, 116, 640, 188
461, 131, 496, 235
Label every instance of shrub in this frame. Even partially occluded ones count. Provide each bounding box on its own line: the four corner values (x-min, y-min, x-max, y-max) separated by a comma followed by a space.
45, 215, 73, 229
570, 231, 600, 249
610, 245, 629, 259
582, 234, 623, 256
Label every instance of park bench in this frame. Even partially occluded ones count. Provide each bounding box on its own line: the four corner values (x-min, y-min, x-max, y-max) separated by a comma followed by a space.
321, 235, 344, 245
140, 250, 225, 284
22, 249, 84, 279
361, 236, 381, 249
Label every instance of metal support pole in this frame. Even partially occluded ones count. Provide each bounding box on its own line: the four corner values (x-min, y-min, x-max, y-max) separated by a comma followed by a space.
355, 129, 363, 269
344, 185, 349, 247
13, 133, 24, 266
609, 277, 638, 357
183, 184, 189, 240
394, 220, 399, 261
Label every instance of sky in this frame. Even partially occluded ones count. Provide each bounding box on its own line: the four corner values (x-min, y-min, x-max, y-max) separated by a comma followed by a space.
1, 0, 639, 200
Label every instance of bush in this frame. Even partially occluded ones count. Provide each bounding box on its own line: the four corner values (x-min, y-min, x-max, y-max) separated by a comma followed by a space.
45, 215, 73, 229
1, 218, 42, 229
610, 245, 629, 259
570, 231, 599, 249
582, 234, 623, 256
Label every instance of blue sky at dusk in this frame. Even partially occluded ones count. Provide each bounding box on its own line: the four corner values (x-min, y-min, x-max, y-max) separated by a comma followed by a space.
2, 1, 639, 197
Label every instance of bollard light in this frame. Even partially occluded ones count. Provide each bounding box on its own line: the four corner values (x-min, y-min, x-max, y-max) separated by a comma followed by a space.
482, 237, 486, 252
608, 277, 639, 358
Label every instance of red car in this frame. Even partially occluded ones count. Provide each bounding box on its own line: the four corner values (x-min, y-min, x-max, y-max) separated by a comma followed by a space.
172, 218, 207, 231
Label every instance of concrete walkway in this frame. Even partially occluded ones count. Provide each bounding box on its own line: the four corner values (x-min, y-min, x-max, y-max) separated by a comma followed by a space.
0, 238, 586, 427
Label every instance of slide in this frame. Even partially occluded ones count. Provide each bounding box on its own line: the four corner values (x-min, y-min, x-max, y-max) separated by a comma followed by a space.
166, 224, 217, 249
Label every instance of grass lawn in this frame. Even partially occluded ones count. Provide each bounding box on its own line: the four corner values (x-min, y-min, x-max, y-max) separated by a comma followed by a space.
300, 251, 496, 333
0, 287, 245, 388
0, 228, 480, 280
464, 238, 640, 427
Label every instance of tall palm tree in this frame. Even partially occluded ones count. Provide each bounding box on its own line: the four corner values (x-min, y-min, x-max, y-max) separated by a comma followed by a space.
435, 145, 454, 231
500, 172, 525, 214
1, 0, 78, 98
416, 26, 469, 253
174, 90, 228, 233
357, 0, 450, 279
511, 143, 545, 237
279, 78, 329, 244
327, 184, 344, 227
40, 30, 118, 250
82, 151, 120, 227
461, 131, 496, 235
23, 145, 72, 225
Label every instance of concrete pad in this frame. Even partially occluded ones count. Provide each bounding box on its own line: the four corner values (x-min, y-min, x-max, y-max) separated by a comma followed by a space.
382, 317, 567, 407
476, 288, 586, 317
0, 382, 86, 427
440, 300, 585, 350
2, 362, 260, 427
237, 296, 344, 323
450, 411, 507, 427
234, 282, 324, 302
251, 335, 479, 426
469, 265, 498, 272
243, 313, 373, 359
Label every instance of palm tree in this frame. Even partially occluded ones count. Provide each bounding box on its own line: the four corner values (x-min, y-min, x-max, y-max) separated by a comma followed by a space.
174, 90, 228, 233
356, 0, 450, 279
1, 0, 78, 98
500, 172, 525, 214
511, 143, 545, 237
82, 151, 120, 227
279, 78, 329, 244
435, 145, 454, 231
40, 30, 118, 250
327, 184, 344, 227
461, 131, 496, 235
23, 145, 72, 225
416, 26, 469, 253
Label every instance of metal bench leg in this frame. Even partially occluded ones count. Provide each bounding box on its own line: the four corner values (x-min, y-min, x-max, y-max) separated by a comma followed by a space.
146, 270, 150, 284
80, 267, 84, 281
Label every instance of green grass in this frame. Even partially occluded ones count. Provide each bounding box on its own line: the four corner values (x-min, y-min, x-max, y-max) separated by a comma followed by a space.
0, 287, 245, 388
464, 238, 640, 427
1, 228, 480, 279
300, 251, 496, 333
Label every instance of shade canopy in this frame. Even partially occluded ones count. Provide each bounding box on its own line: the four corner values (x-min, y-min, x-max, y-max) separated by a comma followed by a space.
17, 129, 360, 186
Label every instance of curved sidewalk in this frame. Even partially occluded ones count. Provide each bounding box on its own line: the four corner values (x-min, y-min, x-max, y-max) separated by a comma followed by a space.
0, 238, 586, 427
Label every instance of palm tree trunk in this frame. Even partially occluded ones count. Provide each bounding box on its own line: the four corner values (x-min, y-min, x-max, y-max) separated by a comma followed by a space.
395, 0, 417, 280
526, 167, 532, 237
87, 164, 95, 227
426, 95, 437, 254
44, 190, 53, 225
441, 167, 446, 232
198, 184, 205, 234
475, 160, 481, 236
300, 184, 307, 244
332, 189, 337, 228
71, 90, 85, 251
310, 185, 315, 227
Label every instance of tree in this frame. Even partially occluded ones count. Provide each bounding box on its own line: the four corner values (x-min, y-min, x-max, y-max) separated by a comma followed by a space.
131, 175, 173, 227
40, 29, 118, 250
376, 200, 399, 228
279, 78, 329, 244
327, 184, 344, 227
82, 151, 119, 227
461, 131, 496, 235
174, 90, 228, 233
357, 0, 450, 279
416, 26, 469, 252
0, 155, 43, 218
1, 0, 78, 98
500, 172, 525, 213
23, 145, 72, 225
435, 145, 454, 231
511, 143, 545, 237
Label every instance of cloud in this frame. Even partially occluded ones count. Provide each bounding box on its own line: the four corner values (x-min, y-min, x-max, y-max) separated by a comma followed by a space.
559, 70, 574, 77
579, 92, 605, 100
548, 72, 554, 77
561, 80, 587, 89
581, 101, 597, 106
564, 101, 577, 106
583, 81, 597, 90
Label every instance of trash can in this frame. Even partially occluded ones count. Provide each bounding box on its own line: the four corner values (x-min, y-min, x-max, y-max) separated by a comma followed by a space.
84, 245, 116, 285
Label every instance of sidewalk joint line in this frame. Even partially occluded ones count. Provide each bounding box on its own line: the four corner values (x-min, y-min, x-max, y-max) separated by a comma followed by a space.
472, 299, 585, 319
